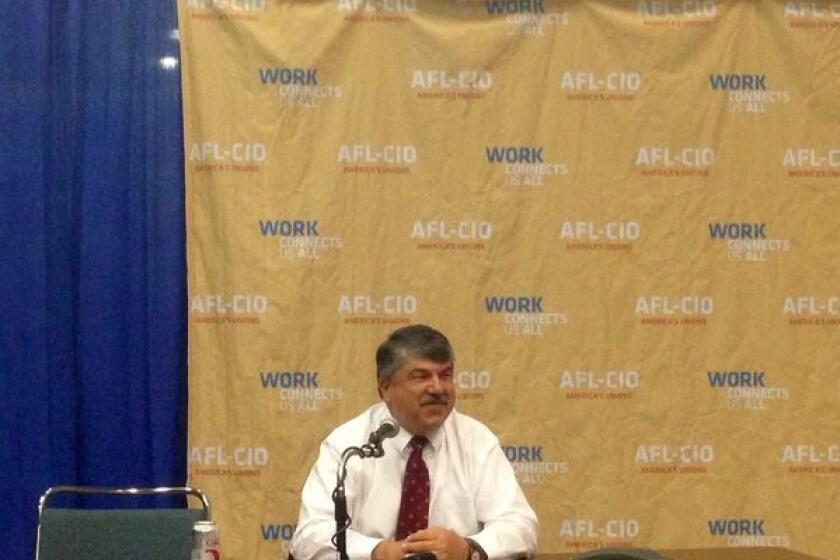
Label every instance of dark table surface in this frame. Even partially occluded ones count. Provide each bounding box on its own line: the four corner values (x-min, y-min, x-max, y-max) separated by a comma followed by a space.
540, 547, 823, 560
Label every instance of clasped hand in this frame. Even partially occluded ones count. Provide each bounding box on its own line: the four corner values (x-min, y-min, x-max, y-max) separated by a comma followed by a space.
371, 527, 468, 560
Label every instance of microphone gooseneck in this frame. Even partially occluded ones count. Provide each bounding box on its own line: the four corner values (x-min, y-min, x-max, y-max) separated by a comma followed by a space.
332, 420, 401, 560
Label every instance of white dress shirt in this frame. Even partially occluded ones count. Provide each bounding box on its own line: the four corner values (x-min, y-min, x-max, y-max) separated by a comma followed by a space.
291, 402, 538, 560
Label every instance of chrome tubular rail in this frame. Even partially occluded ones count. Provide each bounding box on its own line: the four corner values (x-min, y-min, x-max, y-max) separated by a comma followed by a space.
35, 485, 212, 560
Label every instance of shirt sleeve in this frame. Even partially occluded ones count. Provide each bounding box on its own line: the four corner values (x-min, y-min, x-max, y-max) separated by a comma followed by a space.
290, 438, 384, 560
468, 440, 539, 560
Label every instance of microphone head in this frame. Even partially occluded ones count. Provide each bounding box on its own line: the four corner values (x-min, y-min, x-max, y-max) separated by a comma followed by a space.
379, 420, 399, 439
369, 420, 400, 446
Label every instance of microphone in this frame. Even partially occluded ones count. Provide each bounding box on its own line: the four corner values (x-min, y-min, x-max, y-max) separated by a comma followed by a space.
367, 420, 400, 447
333, 420, 400, 560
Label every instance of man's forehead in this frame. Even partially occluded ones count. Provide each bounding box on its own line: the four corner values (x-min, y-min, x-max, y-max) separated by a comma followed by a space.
400, 357, 453, 374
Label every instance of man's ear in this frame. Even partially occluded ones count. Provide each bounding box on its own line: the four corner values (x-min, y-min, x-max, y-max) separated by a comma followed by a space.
377, 375, 389, 400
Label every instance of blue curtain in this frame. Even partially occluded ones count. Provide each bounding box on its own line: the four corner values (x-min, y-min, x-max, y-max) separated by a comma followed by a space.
0, 2, 187, 559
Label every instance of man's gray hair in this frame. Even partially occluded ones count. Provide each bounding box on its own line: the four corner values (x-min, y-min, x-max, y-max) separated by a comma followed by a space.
376, 324, 454, 380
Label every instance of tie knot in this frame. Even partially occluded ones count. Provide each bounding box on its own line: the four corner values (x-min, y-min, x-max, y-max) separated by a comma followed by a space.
409, 435, 428, 452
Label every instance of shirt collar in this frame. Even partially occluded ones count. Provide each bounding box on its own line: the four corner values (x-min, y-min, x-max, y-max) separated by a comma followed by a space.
425, 422, 445, 452
389, 413, 450, 454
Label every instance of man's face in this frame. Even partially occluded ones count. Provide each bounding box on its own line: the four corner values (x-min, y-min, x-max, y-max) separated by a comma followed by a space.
379, 356, 455, 437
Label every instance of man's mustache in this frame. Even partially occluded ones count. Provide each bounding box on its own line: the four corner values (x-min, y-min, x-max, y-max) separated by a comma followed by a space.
420, 396, 449, 406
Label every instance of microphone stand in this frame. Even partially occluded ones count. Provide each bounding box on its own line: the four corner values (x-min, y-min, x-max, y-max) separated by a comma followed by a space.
333, 442, 384, 560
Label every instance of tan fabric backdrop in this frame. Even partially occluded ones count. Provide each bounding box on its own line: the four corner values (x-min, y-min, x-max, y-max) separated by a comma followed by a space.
178, 1, 840, 559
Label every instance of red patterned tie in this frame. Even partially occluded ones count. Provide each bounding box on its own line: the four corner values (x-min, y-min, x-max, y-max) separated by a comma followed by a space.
395, 435, 430, 540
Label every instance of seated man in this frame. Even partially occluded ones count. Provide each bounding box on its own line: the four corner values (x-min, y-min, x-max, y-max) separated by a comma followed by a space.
291, 324, 538, 560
